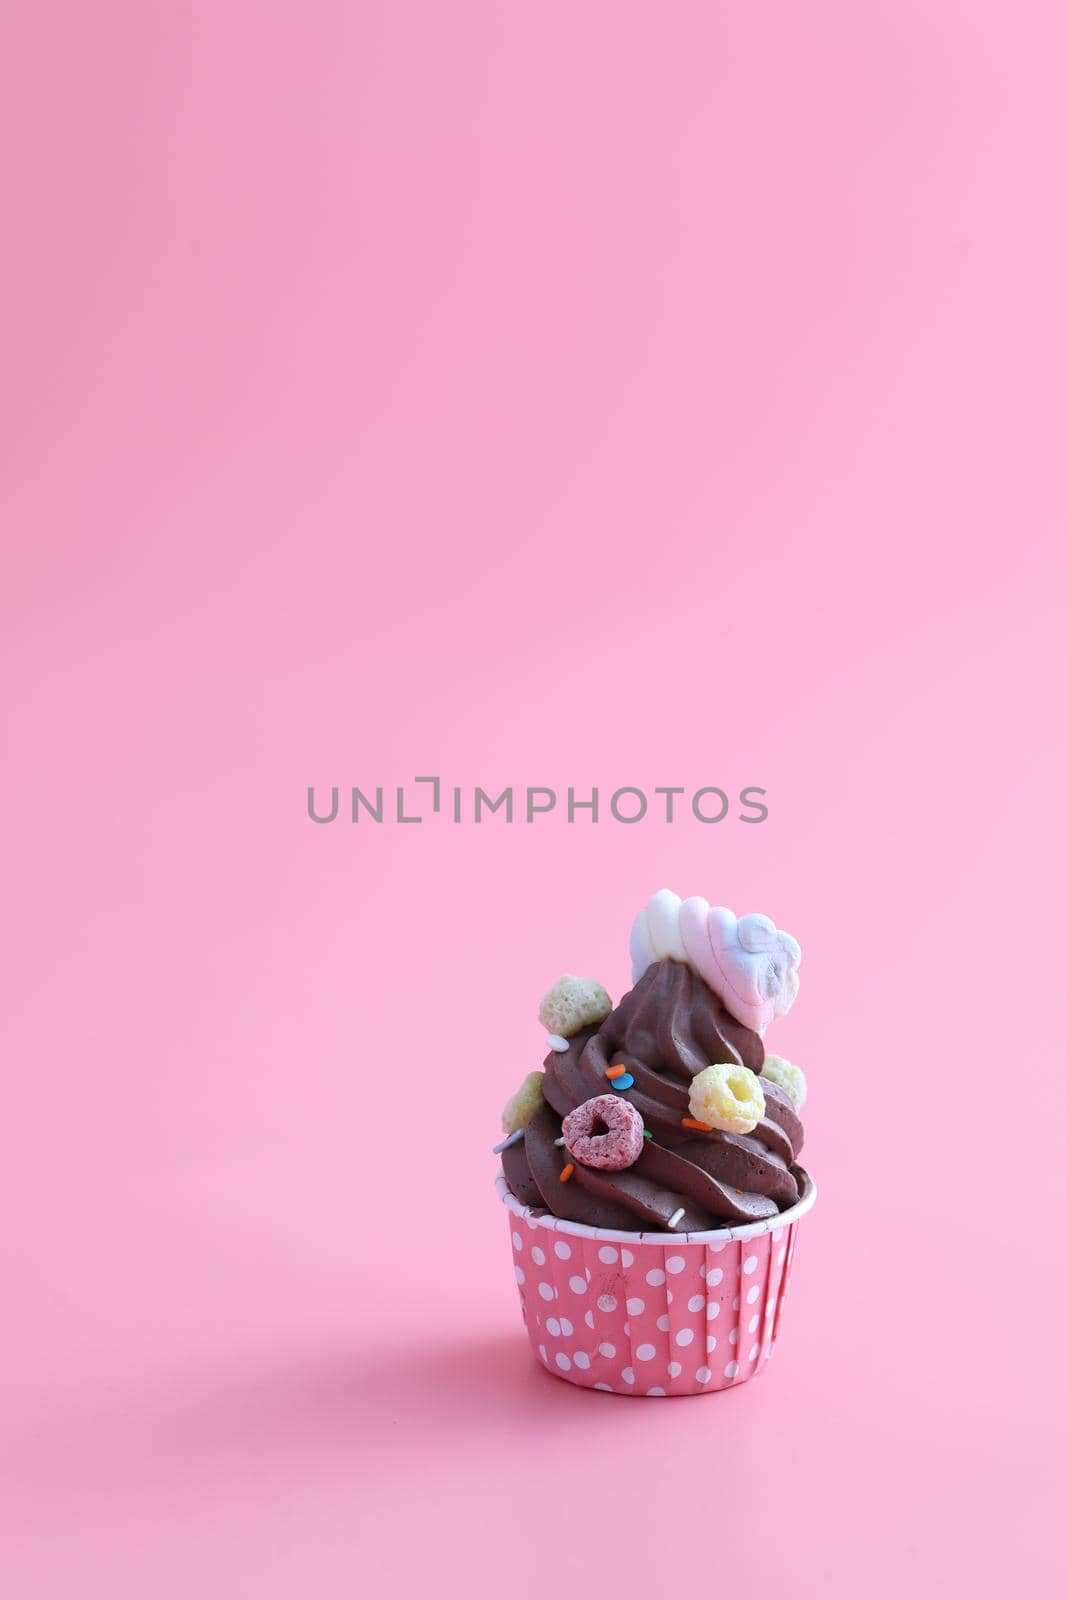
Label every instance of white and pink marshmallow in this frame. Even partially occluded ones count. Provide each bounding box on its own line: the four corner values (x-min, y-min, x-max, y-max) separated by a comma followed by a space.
629, 889, 801, 1034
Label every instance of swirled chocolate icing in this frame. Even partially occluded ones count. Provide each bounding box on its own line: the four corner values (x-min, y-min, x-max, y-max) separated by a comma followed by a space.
501, 960, 805, 1231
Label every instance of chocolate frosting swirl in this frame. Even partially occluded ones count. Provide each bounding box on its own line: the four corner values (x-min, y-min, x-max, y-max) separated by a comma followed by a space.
502, 960, 805, 1231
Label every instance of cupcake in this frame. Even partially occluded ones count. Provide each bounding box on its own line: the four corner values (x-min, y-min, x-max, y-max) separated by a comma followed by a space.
495, 889, 815, 1396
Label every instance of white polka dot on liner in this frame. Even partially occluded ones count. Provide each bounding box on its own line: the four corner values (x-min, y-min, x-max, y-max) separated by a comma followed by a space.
724, 1359, 739, 1379
706, 1267, 724, 1286
594, 1382, 613, 1391
668, 1361, 682, 1378
729, 1329, 739, 1345
744, 1255, 758, 1275
772, 1227, 784, 1243
626, 1298, 645, 1316
706, 1302, 720, 1321
584, 1310, 595, 1329
688, 1295, 705, 1313
539, 1344, 547, 1362
778, 1247, 787, 1265
546, 1317, 561, 1336
514, 1266, 525, 1285
621, 1249, 634, 1267
599, 1246, 618, 1264
636, 1344, 657, 1361
538, 1282, 555, 1302
621, 1366, 635, 1385
646, 1387, 666, 1397
569, 1276, 587, 1295
599, 1342, 616, 1358
695, 1366, 711, 1383
597, 1294, 617, 1313
573, 1351, 591, 1370
554, 1240, 571, 1260
559, 1317, 573, 1335
749, 1345, 760, 1362
555, 1352, 571, 1371
512, 1233, 523, 1250
622, 1322, 630, 1336
656, 1314, 670, 1332
748, 1314, 760, 1333
674, 1328, 694, 1347
666, 1256, 686, 1275
531, 1246, 545, 1266
645, 1268, 666, 1287
705, 1334, 717, 1353
747, 1285, 760, 1304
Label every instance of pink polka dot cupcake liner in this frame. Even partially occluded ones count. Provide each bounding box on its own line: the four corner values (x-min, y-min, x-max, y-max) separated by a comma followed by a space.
498, 1169, 816, 1396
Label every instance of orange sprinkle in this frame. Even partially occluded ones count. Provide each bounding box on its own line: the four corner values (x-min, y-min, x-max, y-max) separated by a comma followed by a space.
681, 1116, 713, 1132
605, 1064, 628, 1080
559, 1162, 575, 1183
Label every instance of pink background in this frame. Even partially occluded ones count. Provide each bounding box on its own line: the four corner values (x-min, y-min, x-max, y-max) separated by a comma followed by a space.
2, 2, 1065, 1595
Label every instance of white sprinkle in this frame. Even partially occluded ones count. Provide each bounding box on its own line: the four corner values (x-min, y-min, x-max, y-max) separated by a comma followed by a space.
667, 1207, 685, 1229
554, 1137, 566, 1146
546, 1034, 570, 1052
492, 1129, 525, 1154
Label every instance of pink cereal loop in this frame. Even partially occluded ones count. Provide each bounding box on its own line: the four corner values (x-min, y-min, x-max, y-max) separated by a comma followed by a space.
561, 1094, 645, 1171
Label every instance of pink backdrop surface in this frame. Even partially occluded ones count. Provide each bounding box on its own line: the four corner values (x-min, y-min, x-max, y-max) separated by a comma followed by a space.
2, 3, 1065, 1596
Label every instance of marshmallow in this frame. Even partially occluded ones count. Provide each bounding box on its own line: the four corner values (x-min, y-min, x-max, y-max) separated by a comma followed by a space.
538, 975, 612, 1038
631, 890, 801, 1033
628, 889, 687, 975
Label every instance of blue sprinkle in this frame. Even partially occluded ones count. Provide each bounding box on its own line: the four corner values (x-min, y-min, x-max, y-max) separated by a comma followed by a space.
612, 1072, 635, 1090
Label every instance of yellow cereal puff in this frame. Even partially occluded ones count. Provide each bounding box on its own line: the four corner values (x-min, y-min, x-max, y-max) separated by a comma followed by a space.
537, 975, 612, 1038
761, 1054, 807, 1109
501, 1071, 546, 1134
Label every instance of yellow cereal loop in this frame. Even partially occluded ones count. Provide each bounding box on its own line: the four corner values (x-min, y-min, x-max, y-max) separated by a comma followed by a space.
761, 1054, 807, 1109
688, 1062, 765, 1136
501, 1071, 546, 1134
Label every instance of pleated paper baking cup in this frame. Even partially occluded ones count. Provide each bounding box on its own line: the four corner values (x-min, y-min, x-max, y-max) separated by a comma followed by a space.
497, 1169, 815, 1396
